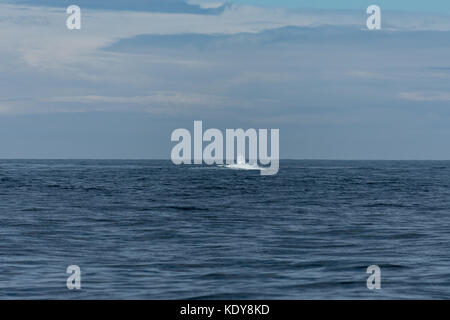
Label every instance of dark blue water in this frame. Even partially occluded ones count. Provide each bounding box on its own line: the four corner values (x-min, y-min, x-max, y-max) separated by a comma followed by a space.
1, 160, 450, 299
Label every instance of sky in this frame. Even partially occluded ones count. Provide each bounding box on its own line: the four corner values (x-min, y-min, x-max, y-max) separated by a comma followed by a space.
231, 0, 450, 14
1, 0, 450, 159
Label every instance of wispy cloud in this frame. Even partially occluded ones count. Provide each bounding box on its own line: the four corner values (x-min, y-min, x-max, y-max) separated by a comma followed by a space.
0, 0, 228, 14
400, 92, 450, 102
44, 92, 243, 114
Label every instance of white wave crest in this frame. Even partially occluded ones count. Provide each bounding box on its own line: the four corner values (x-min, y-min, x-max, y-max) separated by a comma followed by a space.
223, 162, 261, 171
221, 155, 262, 171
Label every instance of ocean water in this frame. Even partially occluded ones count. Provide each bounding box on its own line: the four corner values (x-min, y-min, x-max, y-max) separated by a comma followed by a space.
1, 160, 450, 299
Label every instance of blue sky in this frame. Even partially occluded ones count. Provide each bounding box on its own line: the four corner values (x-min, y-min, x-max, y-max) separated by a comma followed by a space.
8, 0, 450, 13
1, 1, 450, 159
232, 0, 450, 14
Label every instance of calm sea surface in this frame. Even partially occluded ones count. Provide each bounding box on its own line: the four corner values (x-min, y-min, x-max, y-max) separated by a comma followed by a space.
1, 160, 450, 299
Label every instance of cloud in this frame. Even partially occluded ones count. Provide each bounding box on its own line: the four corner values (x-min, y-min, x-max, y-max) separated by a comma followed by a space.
187, 0, 225, 9
2, 1, 450, 119
44, 92, 240, 114
0, 103, 13, 113
1, 0, 227, 14
399, 92, 450, 102
0, 91, 264, 115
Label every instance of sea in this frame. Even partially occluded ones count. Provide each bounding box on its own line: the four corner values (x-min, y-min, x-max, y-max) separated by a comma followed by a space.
1, 160, 449, 299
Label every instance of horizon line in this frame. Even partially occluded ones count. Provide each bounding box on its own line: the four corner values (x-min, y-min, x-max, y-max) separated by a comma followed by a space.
1, 158, 450, 161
